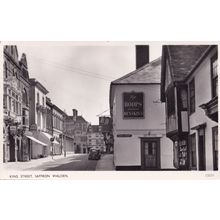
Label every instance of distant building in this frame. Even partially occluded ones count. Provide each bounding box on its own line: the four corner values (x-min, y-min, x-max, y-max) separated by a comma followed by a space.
110, 45, 174, 170
46, 98, 74, 155
161, 45, 218, 170
65, 109, 89, 153
87, 125, 106, 152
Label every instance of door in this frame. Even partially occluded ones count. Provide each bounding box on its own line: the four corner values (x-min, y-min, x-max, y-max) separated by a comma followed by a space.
212, 127, 218, 170
198, 128, 206, 170
142, 139, 160, 170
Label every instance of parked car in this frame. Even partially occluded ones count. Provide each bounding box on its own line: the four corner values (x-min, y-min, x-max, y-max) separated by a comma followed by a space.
88, 148, 101, 160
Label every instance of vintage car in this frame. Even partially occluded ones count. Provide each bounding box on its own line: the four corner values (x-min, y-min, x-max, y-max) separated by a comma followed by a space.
88, 148, 101, 160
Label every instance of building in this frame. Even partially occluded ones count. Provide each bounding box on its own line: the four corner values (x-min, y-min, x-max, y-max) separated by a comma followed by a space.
99, 116, 114, 153
18, 53, 32, 161
46, 98, 74, 155
65, 109, 89, 153
160, 45, 218, 170
110, 46, 174, 170
29, 78, 51, 159
52, 104, 65, 155
3, 46, 23, 162
87, 125, 106, 152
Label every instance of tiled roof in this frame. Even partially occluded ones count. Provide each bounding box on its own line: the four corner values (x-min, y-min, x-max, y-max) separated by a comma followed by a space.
112, 57, 161, 84
166, 45, 209, 81
76, 116, 87, 123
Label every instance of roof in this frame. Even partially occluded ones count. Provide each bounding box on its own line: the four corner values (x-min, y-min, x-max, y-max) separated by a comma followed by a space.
66, 115, 88, 123
88, 125, 100, 133
29, 78, 49, 94
111, 57, 161, 84
76, 116, 87, 123
160, 45, 216, 102
165, 45, 210, 82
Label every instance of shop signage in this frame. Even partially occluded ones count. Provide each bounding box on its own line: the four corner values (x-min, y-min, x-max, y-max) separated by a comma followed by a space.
123, 92, 144, 118
117, 134, 132, 138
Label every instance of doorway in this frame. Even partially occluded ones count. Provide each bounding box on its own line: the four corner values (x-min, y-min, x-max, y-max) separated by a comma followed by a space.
141, 138, 160, 170
198, 128, 206, 170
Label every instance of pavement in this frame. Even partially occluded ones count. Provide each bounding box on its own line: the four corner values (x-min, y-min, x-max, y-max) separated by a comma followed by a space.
2, 153, 75, 171
96, 154, 115, 171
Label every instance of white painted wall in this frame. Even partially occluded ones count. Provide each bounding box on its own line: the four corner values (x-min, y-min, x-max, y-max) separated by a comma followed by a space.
34, 87, 47, 131
187, 48, 218, 170
112, 84, 174, 168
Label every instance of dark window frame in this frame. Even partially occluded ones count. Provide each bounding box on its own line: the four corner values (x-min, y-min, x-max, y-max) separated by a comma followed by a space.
166, 87, 175, 117
211, 53, 218, 98
189, 78, 195, 114
190, 133, 197, 170
212, 126, 218, 170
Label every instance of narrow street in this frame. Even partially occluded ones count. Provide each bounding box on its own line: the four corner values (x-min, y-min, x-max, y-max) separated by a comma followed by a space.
28, 154, 98, 171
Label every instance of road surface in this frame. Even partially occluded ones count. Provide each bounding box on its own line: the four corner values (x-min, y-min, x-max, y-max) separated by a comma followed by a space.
28, 154, 98, 171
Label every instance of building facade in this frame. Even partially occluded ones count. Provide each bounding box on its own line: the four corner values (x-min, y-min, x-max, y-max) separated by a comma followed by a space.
65, 109, 89, 153
52, 104, 64, 155
99, 116, 114, 153
110, 46, 174, 170
3, 46, 23, 162
29, 78, 50, 159
87, 125, 106, 152
161, 45, 218, 170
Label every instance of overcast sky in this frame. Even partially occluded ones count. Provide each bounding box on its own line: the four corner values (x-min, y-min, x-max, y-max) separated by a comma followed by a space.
17, 42, 162, 124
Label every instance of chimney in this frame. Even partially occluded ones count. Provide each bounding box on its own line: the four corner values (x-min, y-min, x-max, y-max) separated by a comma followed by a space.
136, 45, 149, 69
72, 109, 78, 121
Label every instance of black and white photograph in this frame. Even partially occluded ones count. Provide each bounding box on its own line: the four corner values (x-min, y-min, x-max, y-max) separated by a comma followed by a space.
1, 42, 218, 175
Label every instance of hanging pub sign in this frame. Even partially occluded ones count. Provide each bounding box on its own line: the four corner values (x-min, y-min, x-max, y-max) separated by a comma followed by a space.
123, 92, 144, 119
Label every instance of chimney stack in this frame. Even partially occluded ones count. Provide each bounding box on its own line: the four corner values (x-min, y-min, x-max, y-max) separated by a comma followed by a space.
72, 109, 78, 121
136, 45, 149, 69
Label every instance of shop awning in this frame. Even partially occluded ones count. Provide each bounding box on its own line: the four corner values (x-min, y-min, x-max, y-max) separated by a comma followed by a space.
42, 132, 60, 144
26, 135, 47, 146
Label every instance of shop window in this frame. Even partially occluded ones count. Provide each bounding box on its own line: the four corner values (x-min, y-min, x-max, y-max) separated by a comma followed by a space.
212, 126, 218, 170
189, 78, 195, 114
211, 53, 218, 98
190, 133, 197, 169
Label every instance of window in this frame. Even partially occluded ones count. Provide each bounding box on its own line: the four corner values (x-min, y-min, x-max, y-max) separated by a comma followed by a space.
166, 87, 175, 116
42, 97, 44, 106
9, 97, 12, 110
3, 94, 7, 109
211, 53, 218, 98
37, 93, 39, 104
179, 88, 188, 110
189, 78, 195, 114
190, 133, 197, 169
22, 88, 28, 106
212, 126, 218, 170
4, 62, 7, 78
